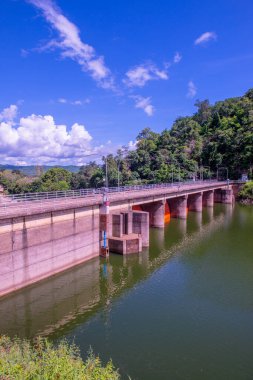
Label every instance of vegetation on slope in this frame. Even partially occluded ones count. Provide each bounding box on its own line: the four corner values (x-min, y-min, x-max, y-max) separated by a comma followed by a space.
0, 336, 119, 380
0, 89, 252, 194
238, 181, 253, 202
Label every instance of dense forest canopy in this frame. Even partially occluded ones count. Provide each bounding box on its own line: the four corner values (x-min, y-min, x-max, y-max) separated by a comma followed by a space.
1, 89, 253, 194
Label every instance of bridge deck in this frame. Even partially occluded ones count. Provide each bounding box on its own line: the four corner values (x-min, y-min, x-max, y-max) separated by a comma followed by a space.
0, 181, 230, 219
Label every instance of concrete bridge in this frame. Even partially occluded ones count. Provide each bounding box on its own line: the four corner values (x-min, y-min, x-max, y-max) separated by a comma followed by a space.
0, 180, 239, 297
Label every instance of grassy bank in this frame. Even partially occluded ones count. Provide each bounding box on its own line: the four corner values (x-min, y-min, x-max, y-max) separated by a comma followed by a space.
0, 336, 120, 380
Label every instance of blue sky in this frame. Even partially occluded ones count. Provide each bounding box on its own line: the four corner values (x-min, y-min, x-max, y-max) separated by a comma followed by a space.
0, 0, 253, 165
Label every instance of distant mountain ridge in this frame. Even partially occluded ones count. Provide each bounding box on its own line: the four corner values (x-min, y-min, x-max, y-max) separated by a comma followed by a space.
0, 165, 80, 176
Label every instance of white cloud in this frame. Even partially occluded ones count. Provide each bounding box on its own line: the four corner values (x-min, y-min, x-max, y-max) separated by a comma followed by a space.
128, 140, 137, 151
194, 32, 217, 45
72, 98, 90, 105
27, 0, 114, 89
131, 96, 155, 116
0, 105, 18, 122
187, 81, 197, 98
58, 98, 67, 104
0, 104, 102, 165
57, 98, 90, 105
72, 100, 82, 106
124, 63, 169, 87
173, 52, 182, 63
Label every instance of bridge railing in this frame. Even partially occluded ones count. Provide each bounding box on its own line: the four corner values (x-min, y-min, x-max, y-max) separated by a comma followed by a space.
0, 179, 221, 204
0, 179, 232, 218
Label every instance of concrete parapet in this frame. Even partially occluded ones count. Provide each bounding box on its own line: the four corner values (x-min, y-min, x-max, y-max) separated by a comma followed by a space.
168, 196, 188, 219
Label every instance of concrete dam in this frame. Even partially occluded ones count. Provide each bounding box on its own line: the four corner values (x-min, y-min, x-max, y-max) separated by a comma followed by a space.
0, 181, 238, 297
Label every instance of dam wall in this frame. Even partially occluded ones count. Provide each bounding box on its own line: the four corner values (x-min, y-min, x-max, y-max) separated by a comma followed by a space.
0, 205, 100, 297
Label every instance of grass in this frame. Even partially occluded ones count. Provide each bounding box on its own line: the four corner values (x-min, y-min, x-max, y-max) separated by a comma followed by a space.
0, 336, 120, 380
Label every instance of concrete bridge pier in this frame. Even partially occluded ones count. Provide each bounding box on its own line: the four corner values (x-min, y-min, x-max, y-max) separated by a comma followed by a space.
188, 192, 203, 212
132, 211, 149, 247
214, 188, 235, 204
168, 195, 188, 219
142, 200, 165, 228
203, 190, 214, 207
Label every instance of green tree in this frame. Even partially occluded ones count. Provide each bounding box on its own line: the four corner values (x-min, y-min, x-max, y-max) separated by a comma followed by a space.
39, 168, 72, 191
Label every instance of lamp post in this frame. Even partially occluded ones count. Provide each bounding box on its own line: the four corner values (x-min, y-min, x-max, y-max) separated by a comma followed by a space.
117, 160, 121, 189
80, 153, 109, 189
216, 166, 228, 181
201, 166, 204, 181
178, 166, 181, 182
105, 157, 108, 188
202, 166, 211, 180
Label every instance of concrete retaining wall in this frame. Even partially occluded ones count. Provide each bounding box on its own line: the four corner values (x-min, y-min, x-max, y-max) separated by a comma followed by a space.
0, 206, 100, 297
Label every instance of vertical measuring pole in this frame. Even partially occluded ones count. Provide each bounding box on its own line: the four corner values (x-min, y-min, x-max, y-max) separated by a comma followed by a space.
99, 192, 110, 257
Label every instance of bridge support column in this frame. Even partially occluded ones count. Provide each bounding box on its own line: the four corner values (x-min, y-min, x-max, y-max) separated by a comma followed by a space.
214, 188, 234, 204
142, 200, 165, 228
168, 195, 188, 219
132, 211, 149, 246
112, 214, 123, 237
203, 190, 214, 207
188, 192, 203, 212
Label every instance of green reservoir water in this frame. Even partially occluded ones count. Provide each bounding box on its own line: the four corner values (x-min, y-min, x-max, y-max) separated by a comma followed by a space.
1, 204, 253, 379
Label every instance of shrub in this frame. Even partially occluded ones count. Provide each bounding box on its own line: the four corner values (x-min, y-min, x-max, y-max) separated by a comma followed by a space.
0, 336, 120, 380
238, 181, 253, 200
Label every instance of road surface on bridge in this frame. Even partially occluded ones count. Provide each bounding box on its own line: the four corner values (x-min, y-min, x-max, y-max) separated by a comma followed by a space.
0, 181, 229, 219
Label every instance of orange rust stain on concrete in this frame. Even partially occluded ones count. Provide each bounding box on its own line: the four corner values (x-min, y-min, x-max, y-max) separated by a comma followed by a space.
132, 205, 143, 211
164, 202, 171, 223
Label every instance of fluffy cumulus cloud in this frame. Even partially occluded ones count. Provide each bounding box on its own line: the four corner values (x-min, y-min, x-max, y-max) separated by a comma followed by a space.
0, 104, 99, 165
173, 52, 182, 63
27, 0, 114, 89
0, 104, 18, 122
131, 96, 155, 116
124, 63, 168, 88
194, 32, 217, 46
187, 81, 197, 98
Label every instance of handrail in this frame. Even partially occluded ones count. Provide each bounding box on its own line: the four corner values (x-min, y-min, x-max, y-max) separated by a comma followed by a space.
0, 179, 221, 203
0, 179, 236, 218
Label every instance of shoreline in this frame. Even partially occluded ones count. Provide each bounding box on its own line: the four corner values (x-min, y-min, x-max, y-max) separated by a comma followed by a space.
238, 198, 253, 205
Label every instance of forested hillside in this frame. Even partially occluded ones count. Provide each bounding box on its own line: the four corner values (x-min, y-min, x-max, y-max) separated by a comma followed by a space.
96, 88, 253, 187
1, 89, 253, 194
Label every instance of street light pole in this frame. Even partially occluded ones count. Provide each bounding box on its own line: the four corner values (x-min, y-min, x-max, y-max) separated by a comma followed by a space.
117, 162, 120, 188
105, 157, 108, 188
202, 166, 211, 180
217, 166, 228, 181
